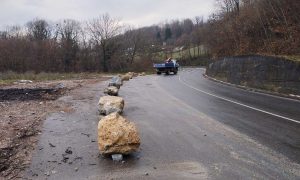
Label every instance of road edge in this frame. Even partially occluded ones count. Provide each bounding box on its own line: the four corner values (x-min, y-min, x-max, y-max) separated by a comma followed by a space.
203, 73, 300, 102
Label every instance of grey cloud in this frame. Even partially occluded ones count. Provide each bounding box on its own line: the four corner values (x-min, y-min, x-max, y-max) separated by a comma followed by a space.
0, 0, 215, 29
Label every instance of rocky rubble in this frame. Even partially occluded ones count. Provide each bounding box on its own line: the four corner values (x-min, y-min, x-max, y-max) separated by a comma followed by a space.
98, 113, 140, 155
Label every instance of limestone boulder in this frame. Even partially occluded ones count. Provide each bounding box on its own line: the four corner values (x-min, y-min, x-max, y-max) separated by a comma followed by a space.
108, 76, 122, 89
127, 72, 134, 79
98, 113, 140, 155
98, 96, 124, 115
121, 74, 131, 81
139, 72, 146, 76
133, 72, 138, 77
104, 86, 119, 96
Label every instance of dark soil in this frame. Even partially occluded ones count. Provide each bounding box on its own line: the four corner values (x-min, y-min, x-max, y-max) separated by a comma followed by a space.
0, 88, 66, 101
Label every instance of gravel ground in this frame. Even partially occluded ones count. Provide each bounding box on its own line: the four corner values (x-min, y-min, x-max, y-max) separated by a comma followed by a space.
0, 78, 108, 179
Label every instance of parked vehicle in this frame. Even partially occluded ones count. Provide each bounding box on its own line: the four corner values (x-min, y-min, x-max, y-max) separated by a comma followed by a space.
153, 58, 179, 75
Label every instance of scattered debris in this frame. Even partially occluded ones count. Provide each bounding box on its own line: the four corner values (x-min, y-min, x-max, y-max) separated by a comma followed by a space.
55, 83, 65, 90
81, 133, 90, 137
44, 171, 50, 176
62, 155, 69, 163
65, 147, 73, 154
49, 143, 56, 148
74, 167, 78, 172
16, 80, 33, 84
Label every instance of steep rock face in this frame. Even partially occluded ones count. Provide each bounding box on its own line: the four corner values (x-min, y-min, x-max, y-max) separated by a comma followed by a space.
98, 96, 124, 115
206, 55, 300, 94
98, 113, 140, 155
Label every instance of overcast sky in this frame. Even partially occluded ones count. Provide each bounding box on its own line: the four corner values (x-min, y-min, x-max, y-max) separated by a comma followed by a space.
0, 0, 216, 29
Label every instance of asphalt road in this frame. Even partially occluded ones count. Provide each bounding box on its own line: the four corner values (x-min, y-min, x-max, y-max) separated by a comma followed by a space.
158, 68, 300, 162
25, 68, 300, 179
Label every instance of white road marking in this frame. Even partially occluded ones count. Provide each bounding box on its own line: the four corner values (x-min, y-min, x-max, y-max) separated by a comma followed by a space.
178, 75, 300, 124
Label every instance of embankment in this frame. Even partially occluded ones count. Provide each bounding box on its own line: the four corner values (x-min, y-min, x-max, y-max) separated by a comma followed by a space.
206, 55, 300, 95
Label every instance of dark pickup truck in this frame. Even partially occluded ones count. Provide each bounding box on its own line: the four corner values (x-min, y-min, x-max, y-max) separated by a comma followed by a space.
153, 59, 179, 75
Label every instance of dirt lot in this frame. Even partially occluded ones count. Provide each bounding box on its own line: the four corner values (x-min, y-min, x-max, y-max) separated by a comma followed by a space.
0, 78, 108, 179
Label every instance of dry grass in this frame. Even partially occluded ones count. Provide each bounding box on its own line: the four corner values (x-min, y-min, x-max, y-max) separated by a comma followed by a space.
0, 71, 110, 85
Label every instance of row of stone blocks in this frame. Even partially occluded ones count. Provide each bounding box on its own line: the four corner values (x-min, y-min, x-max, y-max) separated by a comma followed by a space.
97, 72, 145, 160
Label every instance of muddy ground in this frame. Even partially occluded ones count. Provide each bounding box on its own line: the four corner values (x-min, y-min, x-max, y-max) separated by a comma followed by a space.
0, 78, 108, 179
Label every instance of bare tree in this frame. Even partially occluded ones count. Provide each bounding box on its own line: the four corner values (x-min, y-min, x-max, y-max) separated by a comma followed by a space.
123, 27, 144, 64
87, 13, 122, 72
26, 19, 51, 41
56, 19, 81, 71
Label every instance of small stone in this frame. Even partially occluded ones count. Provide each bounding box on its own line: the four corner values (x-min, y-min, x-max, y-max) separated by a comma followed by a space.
44, 171, 50, 176
62, 156, 69, 163
65, 147, 73, 154
49, 143, 56, 147
74, 167, 79, 172
145, 172, 149, 176
153, 166, 157, 169
51, 170, 57, 174
111, 154, 123, 162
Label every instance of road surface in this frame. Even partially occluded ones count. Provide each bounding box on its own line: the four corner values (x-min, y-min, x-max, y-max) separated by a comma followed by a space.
25, 68, 300, 179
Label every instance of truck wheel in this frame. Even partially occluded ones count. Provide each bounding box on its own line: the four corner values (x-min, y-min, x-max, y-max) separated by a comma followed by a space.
174, 71, 177, 75
157, 71, 162, 75
165, 71, 170, 75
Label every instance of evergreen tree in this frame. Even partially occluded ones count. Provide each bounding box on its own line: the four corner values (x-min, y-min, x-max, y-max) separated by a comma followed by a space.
164, 27, 172, 41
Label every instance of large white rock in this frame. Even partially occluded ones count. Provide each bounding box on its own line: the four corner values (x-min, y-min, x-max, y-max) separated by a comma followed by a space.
98, 96, 124, 115
98, 113, 140, 155
104, 86, 119, 96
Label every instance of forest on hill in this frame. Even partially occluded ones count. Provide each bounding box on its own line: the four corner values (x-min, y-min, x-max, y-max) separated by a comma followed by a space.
0, 0, 299, 73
